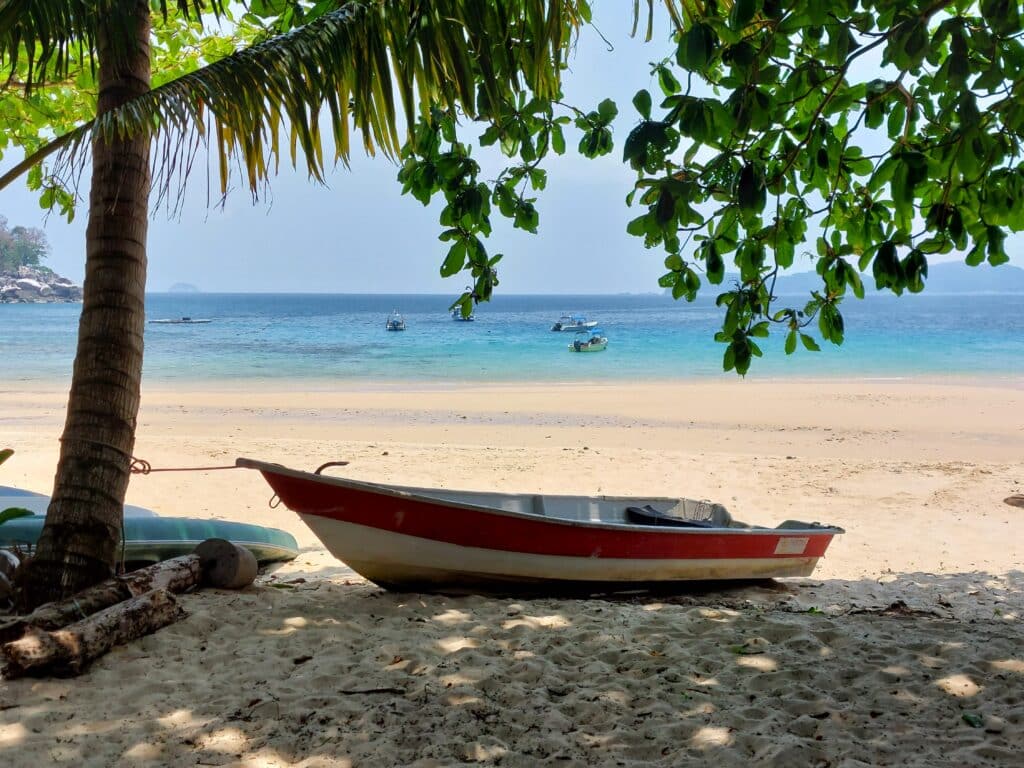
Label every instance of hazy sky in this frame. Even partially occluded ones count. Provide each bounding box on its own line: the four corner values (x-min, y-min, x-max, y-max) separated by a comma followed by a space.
1, 7, 1019, 293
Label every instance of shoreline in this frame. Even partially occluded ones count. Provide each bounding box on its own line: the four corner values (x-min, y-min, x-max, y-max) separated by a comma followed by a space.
2, 370, 1023, 391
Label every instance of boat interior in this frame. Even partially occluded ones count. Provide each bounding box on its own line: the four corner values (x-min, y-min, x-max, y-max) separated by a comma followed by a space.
393, 487, 761, 529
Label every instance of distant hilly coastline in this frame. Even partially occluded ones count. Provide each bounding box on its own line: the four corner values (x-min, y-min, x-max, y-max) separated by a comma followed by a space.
681, 262, 1024, 296
168, 283, 200, 293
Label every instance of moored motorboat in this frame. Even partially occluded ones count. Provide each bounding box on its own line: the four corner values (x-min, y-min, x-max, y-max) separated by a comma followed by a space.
238, 458, 843, 594
148, 316, 212, 324
551, 313, 598, 332
386, 310, 406, 331
569, 335, 608, 352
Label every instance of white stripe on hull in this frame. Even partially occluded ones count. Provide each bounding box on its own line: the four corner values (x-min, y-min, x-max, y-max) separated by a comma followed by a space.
299, 515, 819, 589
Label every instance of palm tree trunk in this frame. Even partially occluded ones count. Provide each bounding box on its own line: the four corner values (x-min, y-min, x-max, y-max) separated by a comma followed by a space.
19, 2, 152, 609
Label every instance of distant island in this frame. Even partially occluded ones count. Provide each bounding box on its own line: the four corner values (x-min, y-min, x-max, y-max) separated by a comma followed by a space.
168, 283, 201, 293
670, 262, 1024, 296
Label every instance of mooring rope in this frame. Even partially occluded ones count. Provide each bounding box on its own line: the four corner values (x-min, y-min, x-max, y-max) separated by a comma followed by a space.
129, 457, 240, 475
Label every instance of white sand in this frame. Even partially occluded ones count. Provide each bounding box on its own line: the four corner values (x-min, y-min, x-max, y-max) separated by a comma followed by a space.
1, 378, 1022, 766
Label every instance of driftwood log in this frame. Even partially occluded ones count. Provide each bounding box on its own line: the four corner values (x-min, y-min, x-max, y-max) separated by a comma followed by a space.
0, 554, 202, 644
195, 538, 258, 589
0, 540, 263, 677
1, 589, 182, 678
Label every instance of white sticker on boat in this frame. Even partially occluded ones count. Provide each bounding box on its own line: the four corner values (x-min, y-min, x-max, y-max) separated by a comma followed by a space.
774, 537, 809, 555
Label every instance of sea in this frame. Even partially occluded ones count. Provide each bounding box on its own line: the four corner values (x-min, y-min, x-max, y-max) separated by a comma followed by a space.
2, 292, 1022, 384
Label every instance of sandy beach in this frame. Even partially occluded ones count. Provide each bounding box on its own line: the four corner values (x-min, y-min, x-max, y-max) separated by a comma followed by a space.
1, 377, 1022, 766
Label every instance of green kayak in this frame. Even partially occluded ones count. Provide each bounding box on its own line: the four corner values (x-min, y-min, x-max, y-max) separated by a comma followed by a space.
0, 515, 299, 569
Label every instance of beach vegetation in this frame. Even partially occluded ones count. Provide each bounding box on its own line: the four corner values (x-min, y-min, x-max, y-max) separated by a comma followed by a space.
0, 216, 50, 271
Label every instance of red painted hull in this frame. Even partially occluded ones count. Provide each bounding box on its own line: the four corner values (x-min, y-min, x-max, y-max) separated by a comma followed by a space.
239, 459, 842, 593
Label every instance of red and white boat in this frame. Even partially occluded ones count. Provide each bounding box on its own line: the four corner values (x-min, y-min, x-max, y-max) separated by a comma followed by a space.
239, 458, 843, 594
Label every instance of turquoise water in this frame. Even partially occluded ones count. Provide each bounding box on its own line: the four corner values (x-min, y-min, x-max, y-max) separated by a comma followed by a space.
1, 293, 1022, 383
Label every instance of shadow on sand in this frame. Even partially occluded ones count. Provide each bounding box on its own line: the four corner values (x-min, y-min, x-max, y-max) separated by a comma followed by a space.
1, 569, 1021, 767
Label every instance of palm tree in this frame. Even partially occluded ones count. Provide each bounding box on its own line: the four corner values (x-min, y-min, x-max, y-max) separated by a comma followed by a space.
0, 0, 589, 607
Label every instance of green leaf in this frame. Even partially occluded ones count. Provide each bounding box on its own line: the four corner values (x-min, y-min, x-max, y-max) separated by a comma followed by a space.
873, 241, 904, 293
677, 23, 716, 72
902, 249, 928, 293
441, 240, 467, 277
551, 124, 566, 155
785, 329, 797, 355
655, 187, 675, 226
705, 242, 725, 284
846, 265, 865, 299
736, 163, 766, 216
0, 448, 11, 466
657, 66, 680, 96
730, 0, 758, 30
981, 0, 1021, 36
626, 214, 648, 236
597, 98, 618, 124
818, 303, 845, 345
962, 712, 984, 729
0, 507, 34, 526
633, 89, 652, 120
800, 334, 821, 352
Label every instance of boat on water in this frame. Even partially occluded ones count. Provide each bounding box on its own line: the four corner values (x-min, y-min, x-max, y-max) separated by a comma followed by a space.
1, 485, 299, 569
238, 458, 843, 594
386, 311, 406, 331
451, 307, 475, 321
148, 317, 212, 324
570, 335, 608, 353
551, 313, 598, 332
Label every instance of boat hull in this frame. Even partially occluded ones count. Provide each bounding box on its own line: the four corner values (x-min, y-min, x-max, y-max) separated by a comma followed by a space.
301, 515, 820, 593
569, 340, 607, 352
242, 459, 841, 594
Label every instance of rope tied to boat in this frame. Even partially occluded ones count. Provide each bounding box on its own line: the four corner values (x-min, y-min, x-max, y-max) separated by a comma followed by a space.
129, 457, 281, 507
129, 457, 241, 474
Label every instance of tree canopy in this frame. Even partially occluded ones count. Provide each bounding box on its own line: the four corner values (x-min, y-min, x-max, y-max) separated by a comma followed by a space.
0, 215, 49, 271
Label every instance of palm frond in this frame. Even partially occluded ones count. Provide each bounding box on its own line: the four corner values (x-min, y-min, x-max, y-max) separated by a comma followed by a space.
2, 0, 587, 206
0, 0, 226, 92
